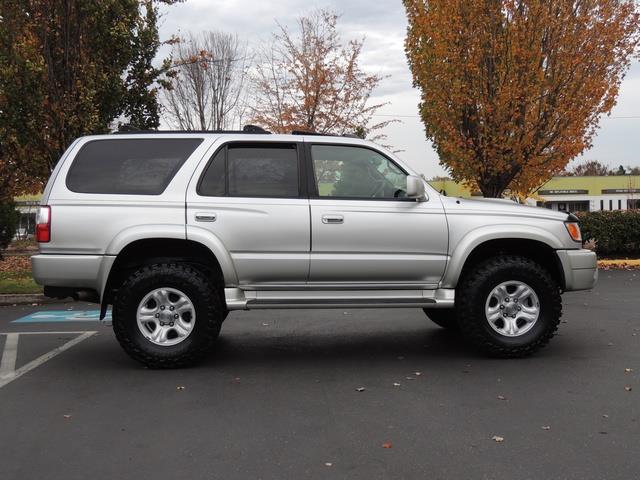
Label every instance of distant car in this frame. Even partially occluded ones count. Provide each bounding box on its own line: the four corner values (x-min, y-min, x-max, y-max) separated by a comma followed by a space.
31, 128, 597, 367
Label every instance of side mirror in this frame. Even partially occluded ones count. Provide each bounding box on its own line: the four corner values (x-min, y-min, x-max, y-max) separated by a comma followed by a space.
406, 175, 427, 201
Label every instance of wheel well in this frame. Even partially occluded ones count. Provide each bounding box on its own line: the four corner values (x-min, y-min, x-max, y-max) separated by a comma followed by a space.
458, 239, 565, 290
103, 238, 224, 304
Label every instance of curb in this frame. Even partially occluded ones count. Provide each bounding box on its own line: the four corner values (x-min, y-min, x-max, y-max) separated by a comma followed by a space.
0, 293, 58, 306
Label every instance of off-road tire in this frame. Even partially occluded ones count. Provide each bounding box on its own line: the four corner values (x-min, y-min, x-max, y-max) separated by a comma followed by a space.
113, 263, 224, 368
423, 309, 458, 330
456, 255, 562, 358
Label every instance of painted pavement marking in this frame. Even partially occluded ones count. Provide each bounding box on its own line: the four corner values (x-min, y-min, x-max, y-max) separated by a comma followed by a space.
12, 310, 112, 324
0, 331, 97, 389
0, 333, 19, 379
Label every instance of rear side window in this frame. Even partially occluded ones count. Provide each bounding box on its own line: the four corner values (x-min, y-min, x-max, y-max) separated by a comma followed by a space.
66, 138, 203, 195
198, 143, 299, 198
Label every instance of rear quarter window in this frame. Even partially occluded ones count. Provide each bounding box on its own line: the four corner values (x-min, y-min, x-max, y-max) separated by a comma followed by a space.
66, 138, 203, 195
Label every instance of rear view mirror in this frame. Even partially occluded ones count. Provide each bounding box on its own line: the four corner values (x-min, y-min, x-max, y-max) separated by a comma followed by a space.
406, 175, 427, 201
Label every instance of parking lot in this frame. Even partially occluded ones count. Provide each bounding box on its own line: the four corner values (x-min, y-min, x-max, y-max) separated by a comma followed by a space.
0, 270, 638, 480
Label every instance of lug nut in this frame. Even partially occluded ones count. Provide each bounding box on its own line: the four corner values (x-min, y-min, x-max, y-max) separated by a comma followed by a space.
169, 322, 174, 327
503, 313, 507, 317
155, 313, 160, 318
170, 306, 174, 311
518, 307, 522, 311
499, 305, 505, 310
160, 305, 165, 310
160, 322, 164, 326
505, 298, 510, 303
174, 314, 179, 319
514, 298, 518, 303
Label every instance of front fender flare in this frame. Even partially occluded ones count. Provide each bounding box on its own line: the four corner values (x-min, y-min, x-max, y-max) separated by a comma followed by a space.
440, 225, 563, 289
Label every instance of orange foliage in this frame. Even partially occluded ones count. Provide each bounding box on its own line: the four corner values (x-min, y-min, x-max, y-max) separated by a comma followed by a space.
404, 0, 639, 197
250, 10, 392, 140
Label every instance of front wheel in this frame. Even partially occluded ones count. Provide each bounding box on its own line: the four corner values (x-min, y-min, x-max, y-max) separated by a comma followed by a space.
456, 256, 562, 358
113, 263, 225, 368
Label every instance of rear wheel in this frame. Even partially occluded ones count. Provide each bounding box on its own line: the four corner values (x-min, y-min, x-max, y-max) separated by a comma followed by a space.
113, 263, 224, 368
456, 255, 561, 358
423, 309, 458, 330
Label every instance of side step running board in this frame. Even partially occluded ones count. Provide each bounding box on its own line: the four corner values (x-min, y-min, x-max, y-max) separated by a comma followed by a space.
224, 288, 455, 310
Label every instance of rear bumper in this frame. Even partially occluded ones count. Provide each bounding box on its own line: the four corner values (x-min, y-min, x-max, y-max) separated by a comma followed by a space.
556, 249, 598, 291
31, 254, 115, 300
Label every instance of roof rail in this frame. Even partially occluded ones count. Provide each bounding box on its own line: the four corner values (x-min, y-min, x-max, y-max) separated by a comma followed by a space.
113, 125, 271, 135
291, 130, 361, 139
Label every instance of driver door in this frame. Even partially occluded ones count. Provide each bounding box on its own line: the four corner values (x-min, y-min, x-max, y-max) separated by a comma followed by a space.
308, 143, 448, 286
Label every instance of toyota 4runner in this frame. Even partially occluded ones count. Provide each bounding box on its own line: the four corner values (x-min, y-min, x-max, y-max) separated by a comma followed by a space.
31, 129, 598, 367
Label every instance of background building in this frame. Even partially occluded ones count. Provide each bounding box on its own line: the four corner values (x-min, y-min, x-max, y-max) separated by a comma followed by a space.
429, 175, 640, 212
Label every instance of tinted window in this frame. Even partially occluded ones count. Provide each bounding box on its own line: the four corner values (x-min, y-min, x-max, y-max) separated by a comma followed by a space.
227, 145, 298, 197
198, 148, 226, 196
311, 145, 407, 199
66, 138, 203, 195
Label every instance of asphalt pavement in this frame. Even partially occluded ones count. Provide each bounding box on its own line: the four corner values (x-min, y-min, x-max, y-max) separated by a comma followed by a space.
0, 270, 638, 480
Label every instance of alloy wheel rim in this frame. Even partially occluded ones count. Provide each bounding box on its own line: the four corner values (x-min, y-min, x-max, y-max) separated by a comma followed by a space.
136, 287, 196, 346
484, 280, 540, 337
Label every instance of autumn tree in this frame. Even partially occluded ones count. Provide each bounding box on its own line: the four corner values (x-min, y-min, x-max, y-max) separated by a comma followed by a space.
404, 0, 640, 197
250, 9, 390, 138
0, 0, 181, 201
163, 31, 250, 131
562, 160, 611, 176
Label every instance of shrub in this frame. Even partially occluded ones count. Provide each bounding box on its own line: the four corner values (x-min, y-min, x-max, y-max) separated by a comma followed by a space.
576, 210, 640, 257
0, 202, 19, 259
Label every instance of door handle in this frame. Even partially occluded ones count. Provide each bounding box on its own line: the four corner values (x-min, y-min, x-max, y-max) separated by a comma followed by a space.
195, 212, 217, 222
322, 214, 344, 224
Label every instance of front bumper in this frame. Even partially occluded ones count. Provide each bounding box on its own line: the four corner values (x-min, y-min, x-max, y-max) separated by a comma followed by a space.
556, 249, 598, 291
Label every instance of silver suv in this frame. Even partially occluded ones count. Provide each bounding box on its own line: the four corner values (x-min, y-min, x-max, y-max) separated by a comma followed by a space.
31, 129, 597, 367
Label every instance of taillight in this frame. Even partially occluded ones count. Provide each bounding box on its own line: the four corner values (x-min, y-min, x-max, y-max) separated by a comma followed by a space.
36, 206, 51, 243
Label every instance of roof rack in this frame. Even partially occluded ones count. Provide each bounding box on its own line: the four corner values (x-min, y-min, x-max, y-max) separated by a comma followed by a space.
113, 124, 271, 135
291, 130, 360, 139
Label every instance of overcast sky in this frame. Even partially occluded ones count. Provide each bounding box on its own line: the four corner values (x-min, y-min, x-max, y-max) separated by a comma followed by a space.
158, 0, 640, 178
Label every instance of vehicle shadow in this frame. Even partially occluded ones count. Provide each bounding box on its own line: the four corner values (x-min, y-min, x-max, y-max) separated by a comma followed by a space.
201, 326, 475, 368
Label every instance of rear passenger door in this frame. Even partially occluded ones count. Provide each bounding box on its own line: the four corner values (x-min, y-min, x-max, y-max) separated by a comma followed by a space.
186, 141, 310, 285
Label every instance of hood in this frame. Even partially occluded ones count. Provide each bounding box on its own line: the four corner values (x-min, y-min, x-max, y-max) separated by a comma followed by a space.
439, 196, 570, 222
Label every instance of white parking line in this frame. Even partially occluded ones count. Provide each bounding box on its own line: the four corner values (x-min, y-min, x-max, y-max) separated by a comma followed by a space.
0, 331, 97, 389
0, 333, 19, 379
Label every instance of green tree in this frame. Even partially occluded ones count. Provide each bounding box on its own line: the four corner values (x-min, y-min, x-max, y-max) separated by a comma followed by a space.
0, 202, 18, 259
0, 0, 180, 201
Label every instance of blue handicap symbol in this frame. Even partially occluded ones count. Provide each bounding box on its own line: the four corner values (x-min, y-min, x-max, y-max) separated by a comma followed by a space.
12, 309, 112, 323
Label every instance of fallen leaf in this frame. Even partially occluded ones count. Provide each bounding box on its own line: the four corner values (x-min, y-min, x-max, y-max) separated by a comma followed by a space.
356, 387, 366, 392
393, 382, 401, 387
176, 385, 185, 390
261, 323, 269, 326
233, 377, 241, 383
602, 414, 609, 419
625, 368, 633, 373
414, 372, 422, 376
382, 442, 393, 449
497, 395, 507, 401
405, 376, 415, 381
63, 414, 72, 419
324, 462, 333, 467
542, 426, 551, 430
625, 386, 632, 392
492, 436, 504, 443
